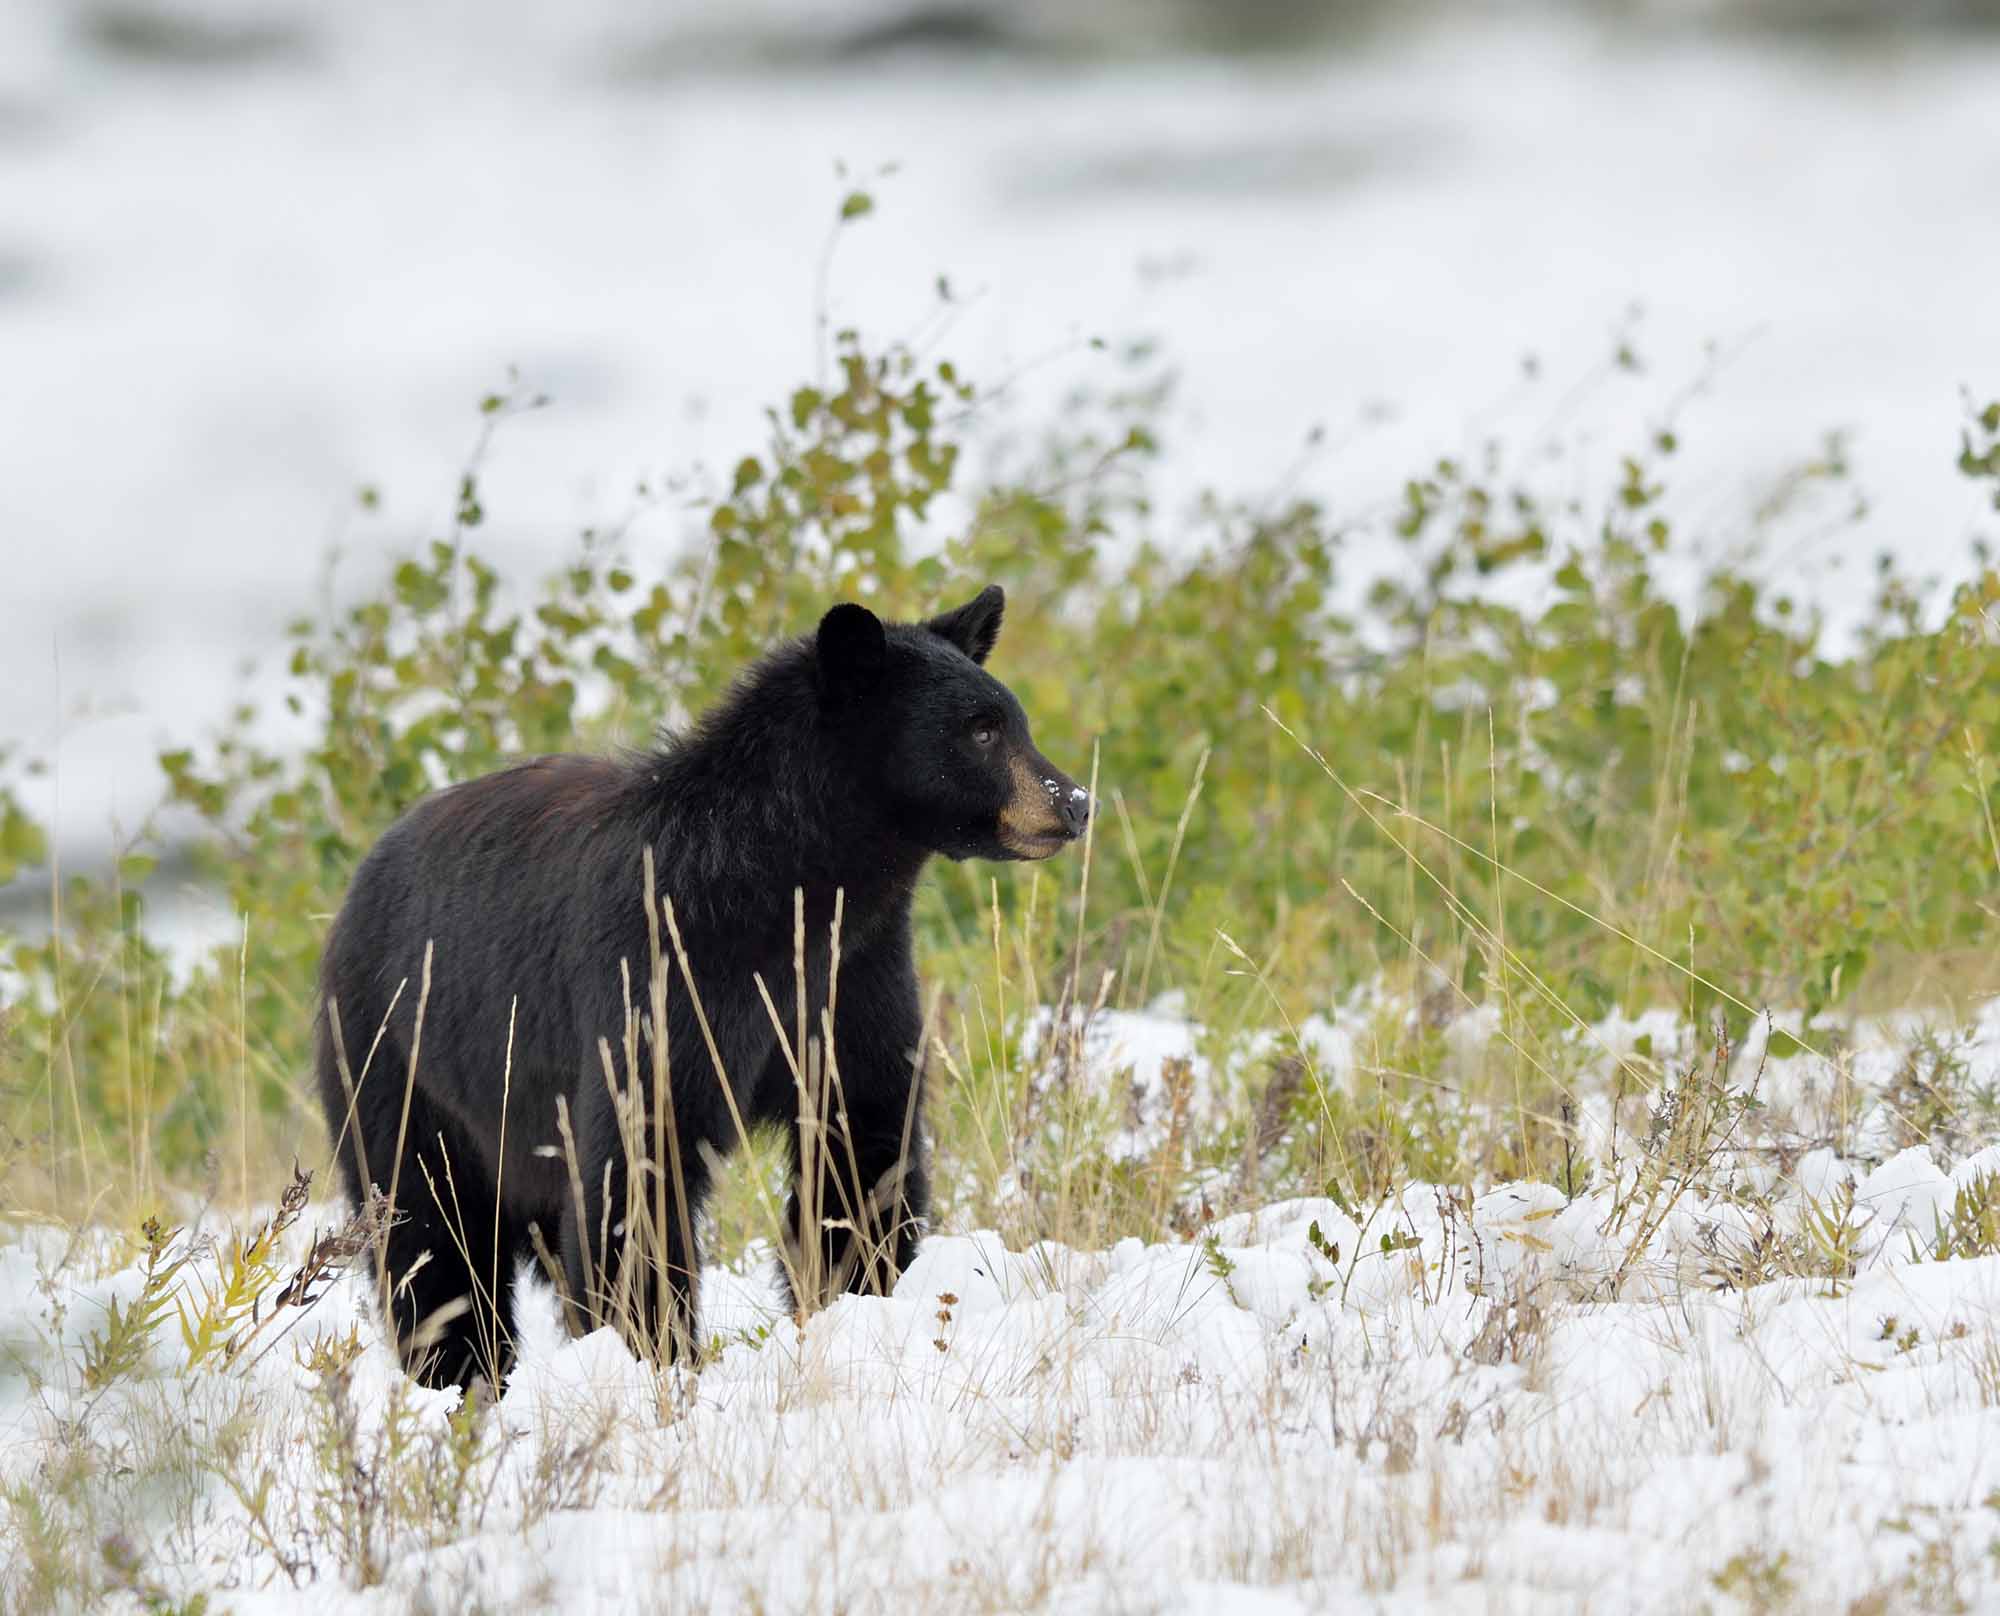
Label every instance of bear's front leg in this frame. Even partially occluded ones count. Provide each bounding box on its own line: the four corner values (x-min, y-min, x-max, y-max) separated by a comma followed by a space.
780, 959, 930, 1313
558, 1061, 709, 1363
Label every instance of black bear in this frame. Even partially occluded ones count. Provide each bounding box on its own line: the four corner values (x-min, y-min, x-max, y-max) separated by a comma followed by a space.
315, 585, 1088, 1388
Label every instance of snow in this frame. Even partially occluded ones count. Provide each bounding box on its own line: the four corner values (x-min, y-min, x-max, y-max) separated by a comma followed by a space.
6, 1002, 2000, 1611
1017, 999, 1373, 1169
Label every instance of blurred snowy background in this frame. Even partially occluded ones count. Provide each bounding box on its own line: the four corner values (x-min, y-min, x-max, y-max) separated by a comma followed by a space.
4, 0, 1998, 876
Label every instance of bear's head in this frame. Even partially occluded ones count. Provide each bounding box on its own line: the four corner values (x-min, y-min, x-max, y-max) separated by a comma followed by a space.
815, 585, 1091, 863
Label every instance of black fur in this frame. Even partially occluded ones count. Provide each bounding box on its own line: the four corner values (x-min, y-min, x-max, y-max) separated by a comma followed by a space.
314, 586, 1088, 1388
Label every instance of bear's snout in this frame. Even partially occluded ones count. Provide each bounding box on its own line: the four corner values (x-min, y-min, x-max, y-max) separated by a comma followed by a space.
999, 752, 1090, 857
1057, 781, 1091, 838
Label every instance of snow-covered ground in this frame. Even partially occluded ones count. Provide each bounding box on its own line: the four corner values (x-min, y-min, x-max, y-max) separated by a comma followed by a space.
7, 998, 2000, 1612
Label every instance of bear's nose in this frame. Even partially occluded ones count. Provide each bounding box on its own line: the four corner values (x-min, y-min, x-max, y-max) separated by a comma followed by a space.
1058, 785, 1091, 837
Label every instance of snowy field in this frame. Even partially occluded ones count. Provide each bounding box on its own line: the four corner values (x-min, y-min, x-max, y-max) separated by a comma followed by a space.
7, 1000, 2000, 1613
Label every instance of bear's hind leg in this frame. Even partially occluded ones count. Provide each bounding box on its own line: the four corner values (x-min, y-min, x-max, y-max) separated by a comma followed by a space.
368, 1090, 521, 1390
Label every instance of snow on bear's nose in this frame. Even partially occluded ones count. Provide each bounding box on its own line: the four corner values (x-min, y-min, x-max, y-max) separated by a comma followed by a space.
1057, 782, 1091, 837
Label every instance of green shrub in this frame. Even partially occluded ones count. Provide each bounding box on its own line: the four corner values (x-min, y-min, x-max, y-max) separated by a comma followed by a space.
2, 242, 1996, 1207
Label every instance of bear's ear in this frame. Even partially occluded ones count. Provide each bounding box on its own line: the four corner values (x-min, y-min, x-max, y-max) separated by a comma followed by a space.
925, 584, 1005, 665
816, 603, 887, 702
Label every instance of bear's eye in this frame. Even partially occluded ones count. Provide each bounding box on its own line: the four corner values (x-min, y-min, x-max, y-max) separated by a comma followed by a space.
971, 720, 999, 747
